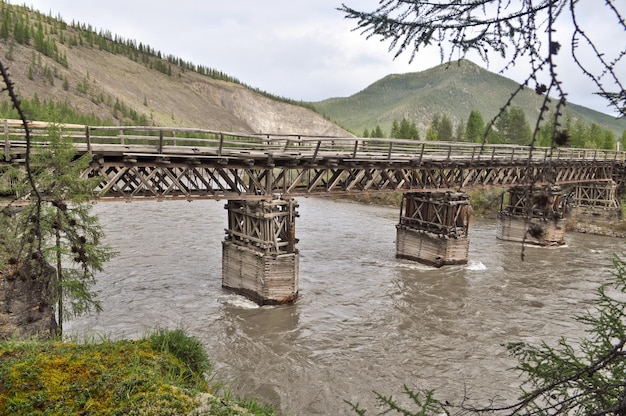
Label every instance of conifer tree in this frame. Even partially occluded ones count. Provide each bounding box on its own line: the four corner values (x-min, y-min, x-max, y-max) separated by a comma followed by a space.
438, 114, 453, 141
602, 129, 616, 150
465, 110, 485, 143
15, 125, 115, 336
424, 124, 437, 141
0, 60, 114, 337
398, 117, 419, 140
454, 122, 465, 142
390, 119, 399, 138
507, 107, 532, 144
372, 125, 385, 138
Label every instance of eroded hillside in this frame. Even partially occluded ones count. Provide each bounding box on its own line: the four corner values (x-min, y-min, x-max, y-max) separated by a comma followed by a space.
0, 3, 349, 136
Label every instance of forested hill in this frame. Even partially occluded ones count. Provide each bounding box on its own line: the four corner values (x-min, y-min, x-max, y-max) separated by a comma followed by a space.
313, 59, 626, 139
0, 2, 349, 136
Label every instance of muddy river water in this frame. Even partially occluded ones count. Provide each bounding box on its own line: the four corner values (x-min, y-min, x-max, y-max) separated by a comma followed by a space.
67, 198, 625, 415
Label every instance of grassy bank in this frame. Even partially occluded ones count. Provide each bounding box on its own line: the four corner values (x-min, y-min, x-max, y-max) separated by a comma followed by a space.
0, 329, 276, 415
327, 188, 505, 217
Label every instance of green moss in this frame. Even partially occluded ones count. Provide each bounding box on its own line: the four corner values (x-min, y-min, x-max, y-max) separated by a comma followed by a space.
0, 330, 276, 415
0, 339, 196, 415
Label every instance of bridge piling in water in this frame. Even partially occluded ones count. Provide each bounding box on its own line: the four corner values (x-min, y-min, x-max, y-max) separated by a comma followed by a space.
567, 181, 623, 235
221, 195, 299, 305
496, 186, 566, 246
395, 192, 470, 267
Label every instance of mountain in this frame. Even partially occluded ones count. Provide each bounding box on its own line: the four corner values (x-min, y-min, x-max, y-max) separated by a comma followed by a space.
0, 3, 348, 137
313, 59, 626, 137
0, 3, 622, 141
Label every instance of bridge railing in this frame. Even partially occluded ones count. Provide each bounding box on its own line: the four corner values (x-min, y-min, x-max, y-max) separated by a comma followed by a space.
3, 119, 625, 164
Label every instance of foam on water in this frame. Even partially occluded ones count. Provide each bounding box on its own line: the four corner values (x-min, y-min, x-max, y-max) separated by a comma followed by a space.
466, 260, 487, 271
219, 294, 260, 309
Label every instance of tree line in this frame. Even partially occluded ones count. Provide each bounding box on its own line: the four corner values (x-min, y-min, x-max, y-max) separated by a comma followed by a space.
362, 107, 626, 150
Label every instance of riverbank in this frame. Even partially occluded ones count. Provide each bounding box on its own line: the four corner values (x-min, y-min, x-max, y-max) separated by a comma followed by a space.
0, 329, 276, 415
325, 189, 505, 222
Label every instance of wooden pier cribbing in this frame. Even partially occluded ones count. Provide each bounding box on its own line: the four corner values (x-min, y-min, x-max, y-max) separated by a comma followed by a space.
496, 186, 566, 246
573, 181, 620, 209
396, 192, 470, 267
567, 181, 623, 235
222, 196, 299, 305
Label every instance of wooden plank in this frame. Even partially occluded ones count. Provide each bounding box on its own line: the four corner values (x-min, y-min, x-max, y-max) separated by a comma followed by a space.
222, 242, 298, 304
396, 226, 469, 267
496, 213, 565, 246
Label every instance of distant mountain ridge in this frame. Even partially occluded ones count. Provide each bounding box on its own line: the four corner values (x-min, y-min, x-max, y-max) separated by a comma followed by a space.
313, 59, 626, 137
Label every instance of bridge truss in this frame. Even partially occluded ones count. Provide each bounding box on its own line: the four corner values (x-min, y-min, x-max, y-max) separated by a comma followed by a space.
83, 157, 616, 201
2, 121, 622, 201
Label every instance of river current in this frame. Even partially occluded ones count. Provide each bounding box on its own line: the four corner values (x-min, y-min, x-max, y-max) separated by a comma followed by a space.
66, 198, 625, 415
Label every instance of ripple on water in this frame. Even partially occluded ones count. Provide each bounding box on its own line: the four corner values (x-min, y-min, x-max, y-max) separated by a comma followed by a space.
68, 199, 626, 415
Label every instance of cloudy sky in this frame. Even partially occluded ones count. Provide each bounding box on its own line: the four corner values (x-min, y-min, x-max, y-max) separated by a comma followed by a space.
20, 1, 625, 116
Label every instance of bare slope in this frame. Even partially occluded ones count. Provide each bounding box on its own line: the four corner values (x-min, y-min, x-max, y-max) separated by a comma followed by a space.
0, 4, 348, 136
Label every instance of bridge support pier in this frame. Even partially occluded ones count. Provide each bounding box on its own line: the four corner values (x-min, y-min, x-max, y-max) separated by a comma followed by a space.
222, 195, 299, 305
396, 192, 470, 267
496, 186, 566, 246
567, 181, 623, 236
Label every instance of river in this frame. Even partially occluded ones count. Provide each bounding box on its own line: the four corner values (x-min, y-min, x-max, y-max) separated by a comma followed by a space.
66, 197, 626, 415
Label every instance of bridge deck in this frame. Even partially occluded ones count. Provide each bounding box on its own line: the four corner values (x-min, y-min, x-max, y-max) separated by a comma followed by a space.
2, 120, 624, 201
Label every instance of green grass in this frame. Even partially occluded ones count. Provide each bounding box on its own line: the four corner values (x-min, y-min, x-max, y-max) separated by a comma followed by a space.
0, 329, 277, 415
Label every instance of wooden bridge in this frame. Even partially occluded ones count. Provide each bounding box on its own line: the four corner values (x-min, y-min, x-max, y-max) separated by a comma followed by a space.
2, 121, 622, 200
2, 121, 624, 304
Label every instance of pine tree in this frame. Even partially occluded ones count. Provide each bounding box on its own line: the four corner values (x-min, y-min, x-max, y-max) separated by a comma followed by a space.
425, 114, 440, 141
390, 119, 399, 138
372, 125, 385, 138
398, 118, 411, 139
602, 129, 615, 150
408, 120, 420, 140
569, 119, 588, 148
438, 114, 453, 141
465, 110, 485, 143
506, 107, 532, 144
454, 122, 465, 142
0, 9, 10, 40
425, 125, 437, 141
17, 125, 115, 336
587, 123, 606, 149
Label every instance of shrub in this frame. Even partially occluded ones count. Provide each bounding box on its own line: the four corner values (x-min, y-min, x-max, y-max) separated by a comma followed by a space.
147, 328, 212, 379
